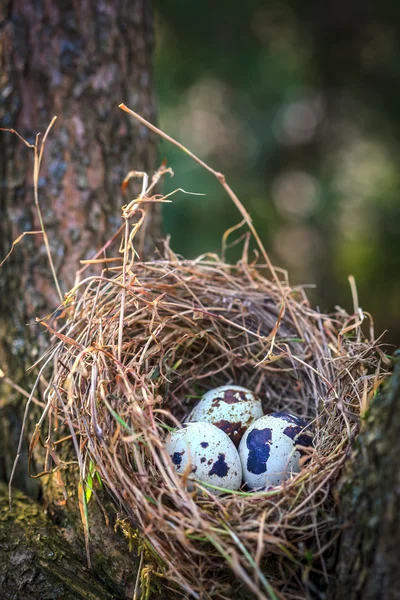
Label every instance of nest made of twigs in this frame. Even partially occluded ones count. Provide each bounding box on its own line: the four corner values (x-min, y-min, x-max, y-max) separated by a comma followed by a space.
23, 107, 386, 600
35, 229, 387, 600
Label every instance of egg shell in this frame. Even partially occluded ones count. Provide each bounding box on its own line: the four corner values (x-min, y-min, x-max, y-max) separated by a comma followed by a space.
238, 412, 313, 490
187, 385, 263, 447
164, 422, 242, 495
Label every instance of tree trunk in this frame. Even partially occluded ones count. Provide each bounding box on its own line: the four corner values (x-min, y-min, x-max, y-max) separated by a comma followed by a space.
0, 482, 138, 600
331, 353, 400, 599
0, 0, 158, 492
0, 1, 159, 597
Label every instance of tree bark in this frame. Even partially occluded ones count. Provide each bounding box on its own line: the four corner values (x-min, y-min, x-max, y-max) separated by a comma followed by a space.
0, 0, 158, 492
331, 353, 400, 600
0, 2, 159, 597
0, 482, 139, 600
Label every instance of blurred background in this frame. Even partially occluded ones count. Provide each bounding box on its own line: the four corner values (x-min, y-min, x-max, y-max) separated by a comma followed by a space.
154, 0, 400, 345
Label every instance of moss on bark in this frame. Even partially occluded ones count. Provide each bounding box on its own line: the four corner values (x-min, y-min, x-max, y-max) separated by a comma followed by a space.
0, 482, 130, 599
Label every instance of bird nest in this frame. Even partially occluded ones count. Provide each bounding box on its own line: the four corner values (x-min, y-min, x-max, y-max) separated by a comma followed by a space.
28, 110, 387, 600
34, 236, 386, 600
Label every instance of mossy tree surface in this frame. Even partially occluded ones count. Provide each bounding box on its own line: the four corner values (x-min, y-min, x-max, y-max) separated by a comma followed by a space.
0, 483, 136, 600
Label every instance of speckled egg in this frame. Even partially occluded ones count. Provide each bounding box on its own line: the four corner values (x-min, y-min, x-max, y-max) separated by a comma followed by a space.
238, 412, 313, 490
164, 422, 242, 495
187, 385, 263, 447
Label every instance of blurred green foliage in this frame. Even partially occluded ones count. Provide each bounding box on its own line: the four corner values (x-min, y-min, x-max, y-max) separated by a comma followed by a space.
154, 0, 400, 344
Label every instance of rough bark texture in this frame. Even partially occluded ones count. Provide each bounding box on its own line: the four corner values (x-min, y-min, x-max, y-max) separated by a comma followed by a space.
0, 482, 134, 599
331, 353, 400, 600
0, 0, 158, 493
0, 2, 159, 597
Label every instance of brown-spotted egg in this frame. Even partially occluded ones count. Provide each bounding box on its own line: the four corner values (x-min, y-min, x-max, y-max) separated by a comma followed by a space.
187, 385, 263, 447
165, 422, 242, 495
238, 412, 313, 490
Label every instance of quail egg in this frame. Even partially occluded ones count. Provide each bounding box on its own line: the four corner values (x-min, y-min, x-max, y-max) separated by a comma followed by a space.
164, 422, 242, 494
187, 384, 263, 447
238, 412, 313, 490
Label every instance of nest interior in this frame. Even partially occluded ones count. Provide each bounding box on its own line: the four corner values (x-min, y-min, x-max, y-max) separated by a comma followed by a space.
37, 236, 386, 600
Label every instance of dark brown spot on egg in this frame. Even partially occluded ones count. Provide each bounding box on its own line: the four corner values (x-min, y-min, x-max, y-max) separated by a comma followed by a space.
211, 388, 249, 408
214, 419, 247, 446
211, 396, 225, 408
223, 389, 248, 403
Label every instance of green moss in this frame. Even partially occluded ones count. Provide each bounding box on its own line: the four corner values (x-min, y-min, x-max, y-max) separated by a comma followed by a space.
0, 483, 125, 599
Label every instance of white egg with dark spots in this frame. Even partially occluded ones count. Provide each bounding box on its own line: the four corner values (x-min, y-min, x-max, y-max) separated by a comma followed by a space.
164, 422, 242, 495
238, 412, 313, 490
187, 385, 263, 447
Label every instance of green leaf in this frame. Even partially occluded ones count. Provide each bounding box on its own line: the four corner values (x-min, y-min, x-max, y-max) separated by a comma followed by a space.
85, 473, 93, 503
